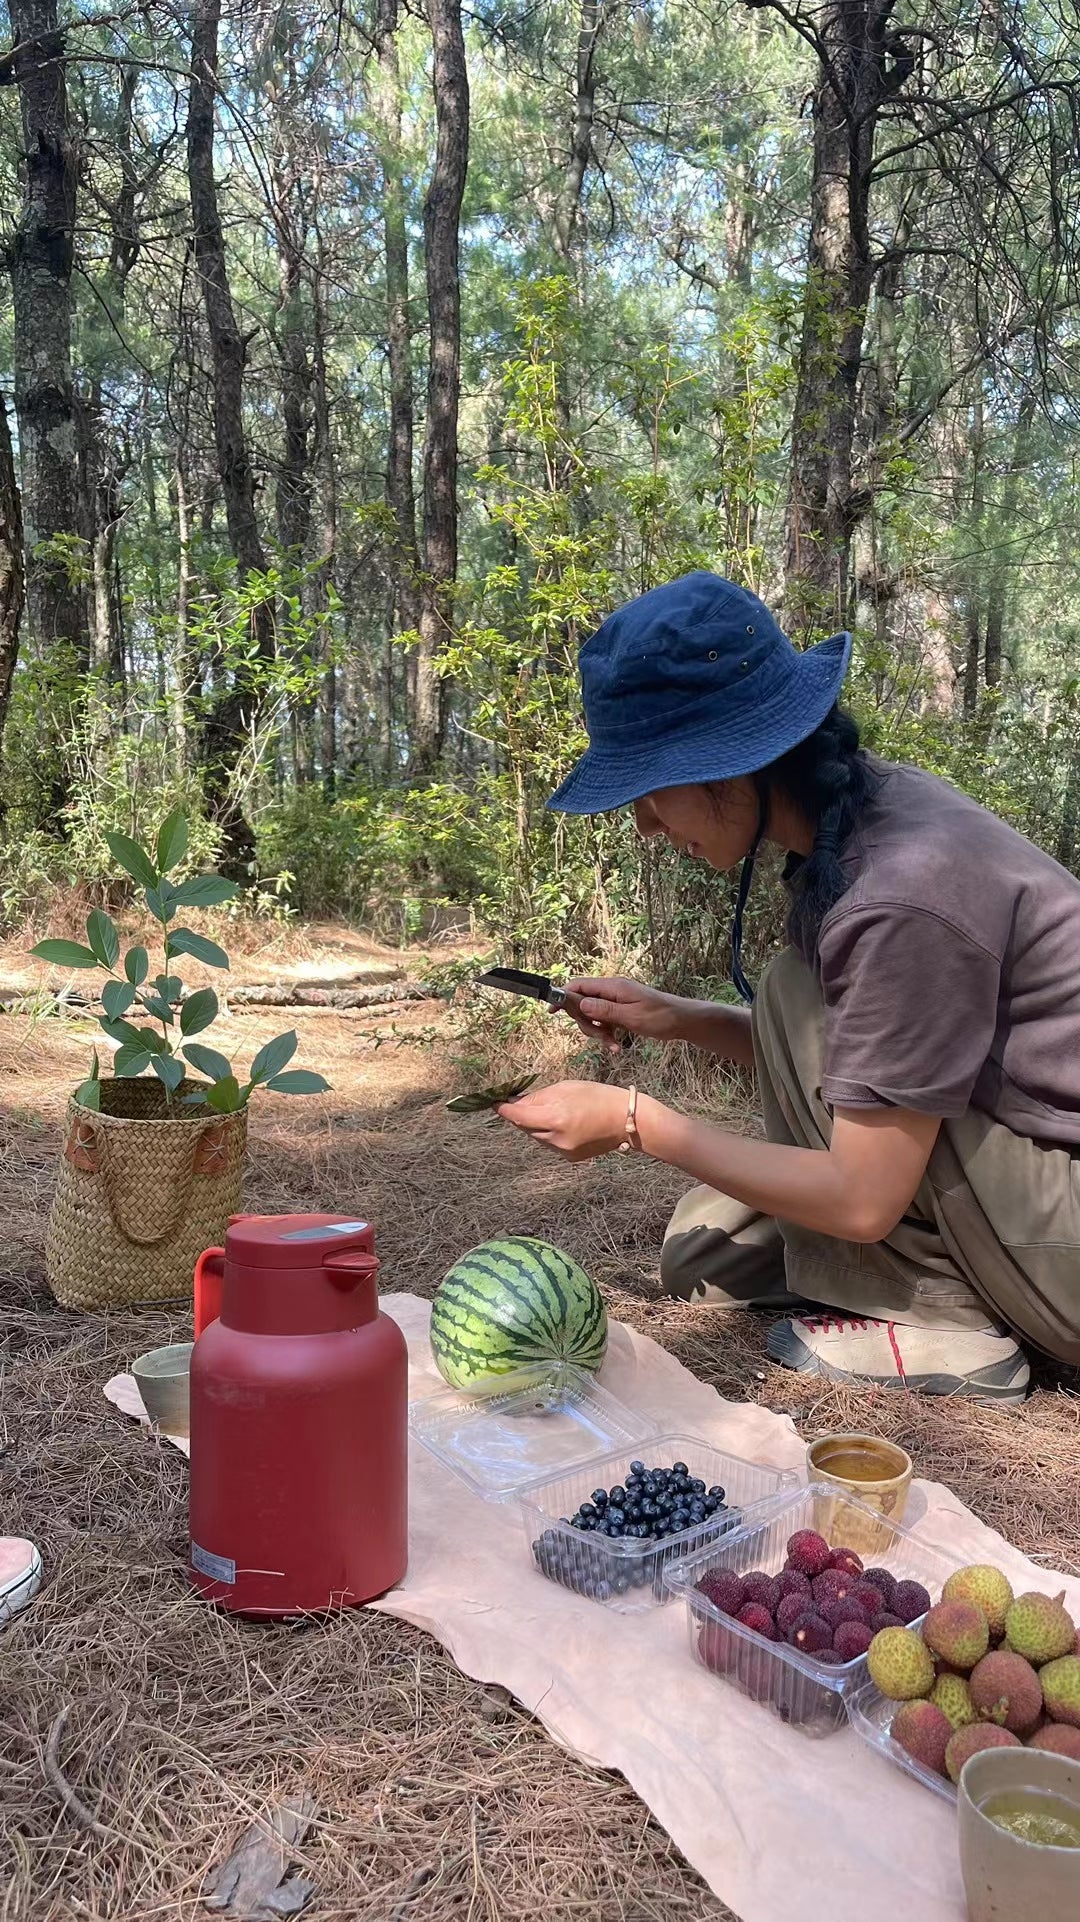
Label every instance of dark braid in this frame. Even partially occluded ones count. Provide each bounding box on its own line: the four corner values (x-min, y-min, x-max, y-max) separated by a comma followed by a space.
769, 706, 879, 958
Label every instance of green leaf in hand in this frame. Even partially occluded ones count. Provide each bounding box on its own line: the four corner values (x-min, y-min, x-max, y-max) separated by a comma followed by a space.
156, 809, 189, 874
265, 1069, 332, 1095
183, 1041, 233, 1081
180, 988, 218, 1036
102, 980, 135, 1019
168, 927, 229, 969
151, 1054, 185, 1093
446, 1074, 539, 1113
104, 830, 159, 891
250, 1030, 297, 1083
124, 946, 149, 987
172, 874, 239, 909
31, 939, 99, 969
206, 1075, 242, 1114
86, 909, 120, 970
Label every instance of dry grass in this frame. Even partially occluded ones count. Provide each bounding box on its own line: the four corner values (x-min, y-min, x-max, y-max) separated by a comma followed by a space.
1, 929, 1079, 1922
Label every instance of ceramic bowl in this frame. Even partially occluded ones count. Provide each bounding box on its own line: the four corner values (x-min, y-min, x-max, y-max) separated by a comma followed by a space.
806, 1433, 914, 1556
959, 1746, 1080, 1922
131, 1341, 193, 1435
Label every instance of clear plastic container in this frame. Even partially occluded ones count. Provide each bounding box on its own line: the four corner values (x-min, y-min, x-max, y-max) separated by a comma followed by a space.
517, 1438, 798, 1612
664, 1483, 959, 1737
846, 1677, 956, 1803
408, 1362, 655, 1499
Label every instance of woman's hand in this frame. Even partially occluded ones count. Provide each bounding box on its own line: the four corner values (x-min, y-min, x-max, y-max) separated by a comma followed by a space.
496, 1080, 628, 1160
562, 976, 677, 1052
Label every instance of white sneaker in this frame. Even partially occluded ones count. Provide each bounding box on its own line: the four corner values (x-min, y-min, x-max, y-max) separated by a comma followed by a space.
767, 1314, 1030, 1404
0, 1538, 42, 1624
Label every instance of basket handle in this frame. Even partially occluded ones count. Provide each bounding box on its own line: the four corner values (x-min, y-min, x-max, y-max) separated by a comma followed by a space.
90, 1116, 234, 1249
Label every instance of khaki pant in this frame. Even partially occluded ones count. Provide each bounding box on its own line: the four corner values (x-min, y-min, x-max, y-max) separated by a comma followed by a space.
660, 948, 1080, 1366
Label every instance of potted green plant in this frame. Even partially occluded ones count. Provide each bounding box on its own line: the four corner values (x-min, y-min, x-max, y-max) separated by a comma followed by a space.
32, 811, 330, 1311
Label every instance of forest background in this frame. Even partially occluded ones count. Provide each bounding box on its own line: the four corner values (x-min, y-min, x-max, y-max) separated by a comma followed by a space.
2, 0, 1080, 996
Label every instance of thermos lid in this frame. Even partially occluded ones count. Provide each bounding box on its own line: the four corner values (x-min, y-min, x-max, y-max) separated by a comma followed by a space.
224, 1213, 374, 1270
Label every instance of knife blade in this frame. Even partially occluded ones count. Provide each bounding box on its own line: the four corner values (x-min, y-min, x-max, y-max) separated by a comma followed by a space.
475, 967, 567, 1010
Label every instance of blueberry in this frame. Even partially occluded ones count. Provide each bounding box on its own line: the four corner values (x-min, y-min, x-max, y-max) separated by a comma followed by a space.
708, 1486, 726, 1501
591, 1489, 608, 1508
609, 1486, 626, 1507
690, 1478, 706, 1495
579, 1503, 597, 1520
630, 1461, 645, 1476
672, 1461, 689, 1477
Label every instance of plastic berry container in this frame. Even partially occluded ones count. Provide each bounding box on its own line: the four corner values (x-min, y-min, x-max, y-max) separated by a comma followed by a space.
846, 1678, 957, 1803
516, 1438, 798, 1613
664, 1483, 959, 1737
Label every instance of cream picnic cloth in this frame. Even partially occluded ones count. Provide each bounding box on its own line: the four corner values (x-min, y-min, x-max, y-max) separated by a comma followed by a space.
105, 1296, 1080, 1922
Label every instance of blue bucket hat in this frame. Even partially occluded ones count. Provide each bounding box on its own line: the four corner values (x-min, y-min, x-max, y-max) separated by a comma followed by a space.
548, 571, 851, 816
547, 572, 852, 1001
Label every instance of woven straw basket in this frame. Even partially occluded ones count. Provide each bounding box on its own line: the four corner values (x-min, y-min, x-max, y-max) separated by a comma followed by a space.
46, 1078, 247, 1311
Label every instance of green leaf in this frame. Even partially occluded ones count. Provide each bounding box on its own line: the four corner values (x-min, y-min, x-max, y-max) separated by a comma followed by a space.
104, 830, 159, 891
180, 987, 219, 1037
145, 884, 178, 924
30, 940, 99, 970
151, 1054, 186, 1093
265, 1069, 332, 1095
124, 946, 149, 987
101, 1018, 167, 1054
75, 1077, 101, 1111
182, 1089, 209, 1106
446, 1074, 539, 1113
249, 1030, 297, 1083
182, 1042, 233, 1082
102, 980, 135, 1019
154, 975, 183, 1000
113, 1043, 153, 1076
86, 909, 120, 970
139, 994, 176, 1024
156, 809, 189, 874
206, 1075, 242, 1114
171, 874, 239, 909
167, 927, 230, 970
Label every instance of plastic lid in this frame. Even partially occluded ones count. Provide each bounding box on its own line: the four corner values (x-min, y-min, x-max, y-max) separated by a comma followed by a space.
408, 1363, 656, 1500
224, 1214, 374, 1268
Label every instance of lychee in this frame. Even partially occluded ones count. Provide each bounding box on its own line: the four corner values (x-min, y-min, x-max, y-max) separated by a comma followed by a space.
1005, 1592, 1077, 1666
864, 1567, 898, 1607
834, 1620, 874, 1663
776, 1592, 810, 1637
697, 1570, 745, 1617
968, 1651, 1043, 1734
737, 1601, 778, 1639
1028, 1724, 1080, 1761
922, 1600, 990, 1672
785, 1530, 833, 1579
829, 1547, 864, 1577
945, 1722, 1022, 1785
931, 1672, 978, 1730
867, 1626, 936, 1701
892, 1580, 932, 1624
942, 1564, 1014, 1640
776, 1568, 812, 1601
790, 1612, 833, 1654
891, 1700, 952, 1777
741, 1572, 782, 1614
1039, 1655, 1080, 1728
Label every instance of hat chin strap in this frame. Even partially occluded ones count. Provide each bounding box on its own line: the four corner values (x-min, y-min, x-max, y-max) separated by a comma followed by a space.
730, 810, 766, 1005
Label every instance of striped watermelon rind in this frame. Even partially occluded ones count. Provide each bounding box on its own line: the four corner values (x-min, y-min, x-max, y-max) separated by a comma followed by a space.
430, 1236, 607, 1389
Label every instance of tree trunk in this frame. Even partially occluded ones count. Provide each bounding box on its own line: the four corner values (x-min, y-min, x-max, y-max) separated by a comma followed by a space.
550, 0, 602, 262
984, 385, 1035, 688
962, 385, 985, 715
8, 0, 88, 677
310, 223, 339, 791
186, 0, 274, 872
781, 0, 903, 631
412, 0, 470, 772
0, 391, 26, 755
376, 0, 422, 661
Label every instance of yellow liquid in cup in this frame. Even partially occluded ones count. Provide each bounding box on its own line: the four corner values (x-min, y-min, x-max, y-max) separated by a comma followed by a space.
982, 1789, 1080, 1849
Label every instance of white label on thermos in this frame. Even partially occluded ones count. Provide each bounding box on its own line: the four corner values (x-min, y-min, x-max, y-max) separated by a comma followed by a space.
191, 1541, 236, 1585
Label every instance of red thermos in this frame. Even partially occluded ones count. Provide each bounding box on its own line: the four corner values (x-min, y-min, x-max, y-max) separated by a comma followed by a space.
188, 1213, 408, 1614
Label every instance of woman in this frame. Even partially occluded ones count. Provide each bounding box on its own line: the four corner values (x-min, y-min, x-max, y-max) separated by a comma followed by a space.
498, 570, 1080, 1403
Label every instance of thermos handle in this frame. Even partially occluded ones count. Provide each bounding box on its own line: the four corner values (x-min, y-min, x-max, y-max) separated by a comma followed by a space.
323, 1250, 380, 1291
194, 1246, 226, 1336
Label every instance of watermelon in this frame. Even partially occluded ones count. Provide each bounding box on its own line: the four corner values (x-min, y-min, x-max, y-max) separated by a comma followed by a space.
430, 1236, 607, 1389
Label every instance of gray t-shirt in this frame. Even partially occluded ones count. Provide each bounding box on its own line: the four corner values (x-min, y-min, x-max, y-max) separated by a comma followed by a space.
815, 758, 1080, 1145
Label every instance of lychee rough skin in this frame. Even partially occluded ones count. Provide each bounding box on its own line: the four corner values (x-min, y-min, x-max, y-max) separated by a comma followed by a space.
968, 1651, 1044, 1734
1039, 1655, 1080, 1729
867, 1627, 936, 1701
1028, 1724, 1080, 1761
786, 1530, 834, 1579
931, 1672, 978, 1731
923, 1600, 991, 1673
892, 1580, 933, 1625
741, 1572, 782, 1614
945, 1722, 1022, 1786
697, 1570, 746, 1617
942, 1564, 1015, 1640
1005, 1591, 1077, 1666
834, 1620, 875, 1663
891, 1700, 953, 1778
